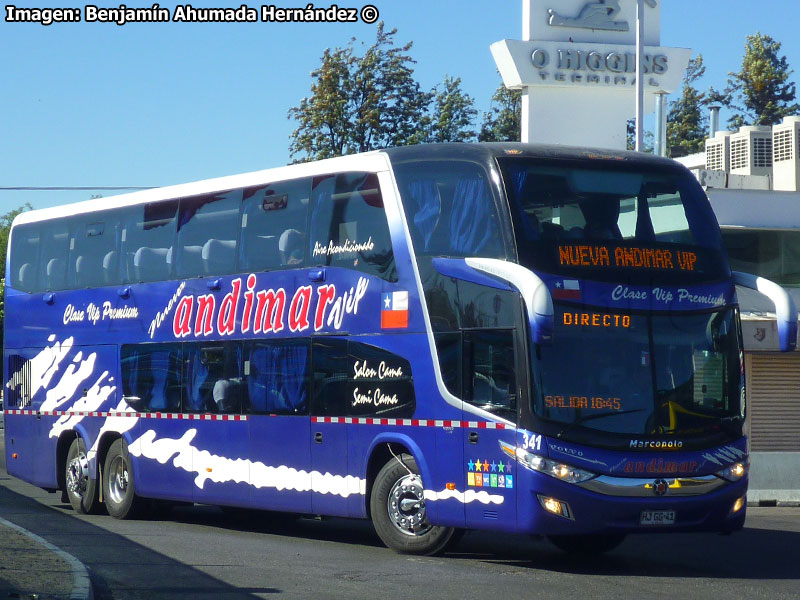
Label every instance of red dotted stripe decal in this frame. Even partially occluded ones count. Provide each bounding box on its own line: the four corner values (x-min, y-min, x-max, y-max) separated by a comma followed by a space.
5, 409, 248, 422
312, 416, 513, 429
3, 410, 512, 429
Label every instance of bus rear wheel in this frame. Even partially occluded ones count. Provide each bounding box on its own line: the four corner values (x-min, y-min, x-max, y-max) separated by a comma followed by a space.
547, 533, 626, 555
65, 437, 100, 514
103, 439, 143, 519
370, 453, 455, 556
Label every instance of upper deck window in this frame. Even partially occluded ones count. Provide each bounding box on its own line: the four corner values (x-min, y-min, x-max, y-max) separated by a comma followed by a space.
119, 200, 179, 283
70, 216, 118, 288
177, 191, 242, 278
9, 224, 41, 292
393, 160, 508, 260
240, 178, 310, 272
309, 172, 397, 281
39, 221, 71, 291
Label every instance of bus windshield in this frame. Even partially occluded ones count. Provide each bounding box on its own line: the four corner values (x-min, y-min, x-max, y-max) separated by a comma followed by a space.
530, 305, 744, 440
498, 158, 729, 283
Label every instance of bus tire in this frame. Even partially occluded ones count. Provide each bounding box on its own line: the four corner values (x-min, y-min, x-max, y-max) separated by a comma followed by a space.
547, 533, 626, 555
370, 453, 455, 556
65, 437, 100, 514
103, 438, 143, 519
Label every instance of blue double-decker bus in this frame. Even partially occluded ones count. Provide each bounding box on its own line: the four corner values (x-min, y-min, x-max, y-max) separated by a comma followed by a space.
4, 144, 796, 555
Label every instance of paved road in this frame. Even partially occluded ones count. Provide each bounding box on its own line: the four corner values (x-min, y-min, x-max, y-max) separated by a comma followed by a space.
1, 435, 799, 600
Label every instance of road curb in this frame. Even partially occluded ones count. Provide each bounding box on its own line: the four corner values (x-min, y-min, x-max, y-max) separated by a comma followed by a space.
0, 516, 93, 600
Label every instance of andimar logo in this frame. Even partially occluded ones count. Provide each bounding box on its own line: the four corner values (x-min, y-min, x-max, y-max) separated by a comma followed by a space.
148, 275, 368, 339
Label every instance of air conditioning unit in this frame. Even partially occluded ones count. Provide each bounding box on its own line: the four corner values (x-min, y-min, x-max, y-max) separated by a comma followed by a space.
705, 130, 732, 172
730, 126, 773, 177
773, 116, 800, 192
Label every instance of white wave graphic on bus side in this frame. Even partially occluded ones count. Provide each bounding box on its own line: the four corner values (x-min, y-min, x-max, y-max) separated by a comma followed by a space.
129, 428, 365, 496
41, 350, 98, 411
424, 488, 504, 506
48, 371, 119, 439
128, 429, 504, 505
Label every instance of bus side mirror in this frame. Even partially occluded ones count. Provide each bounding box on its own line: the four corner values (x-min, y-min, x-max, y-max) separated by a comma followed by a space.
432, 257, 553, 346
733, 271, 797, 352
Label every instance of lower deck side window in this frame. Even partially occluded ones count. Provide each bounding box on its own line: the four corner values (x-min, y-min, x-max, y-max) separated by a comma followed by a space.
121, 340, 310, 415
311, 338, 415, 418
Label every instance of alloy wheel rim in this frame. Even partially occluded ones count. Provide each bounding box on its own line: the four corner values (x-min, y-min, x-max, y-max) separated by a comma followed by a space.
387, 473, 432, 536
66, 452, 89, 498
108, 455, 129, 505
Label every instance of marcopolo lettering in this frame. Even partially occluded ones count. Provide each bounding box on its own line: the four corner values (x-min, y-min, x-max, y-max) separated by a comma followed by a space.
629, 439, 684, 450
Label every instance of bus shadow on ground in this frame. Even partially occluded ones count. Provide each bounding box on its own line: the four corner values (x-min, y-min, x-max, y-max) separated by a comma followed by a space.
167, 503, 800, 581
450, 525, 800, 580
168, 503, 387, 550
0, 485, 280, 600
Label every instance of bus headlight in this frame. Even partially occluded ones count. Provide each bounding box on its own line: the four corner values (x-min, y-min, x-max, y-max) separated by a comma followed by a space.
715, 461, 748, 482
500, 441, 596, 483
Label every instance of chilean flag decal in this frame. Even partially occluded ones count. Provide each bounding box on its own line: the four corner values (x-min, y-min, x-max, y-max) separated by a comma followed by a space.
552, 279, 581, 300
381, 291, 409, 328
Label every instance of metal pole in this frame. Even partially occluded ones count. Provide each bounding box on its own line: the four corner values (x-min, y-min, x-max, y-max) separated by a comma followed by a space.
635, 0, 644, 152
709, 105, 721, 139
654, 92, 665, 156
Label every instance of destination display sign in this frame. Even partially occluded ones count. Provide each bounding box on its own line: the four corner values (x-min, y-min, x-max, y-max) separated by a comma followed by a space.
562, 311, 631, 329
558, 244, 698, 272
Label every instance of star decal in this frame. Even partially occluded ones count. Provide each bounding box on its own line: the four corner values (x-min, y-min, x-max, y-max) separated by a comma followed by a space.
483, 460, 490, 472
490, 461, 497, 472
467, 459, 475, 471
498, 461, 506, 473
555, 281, 562, 288
384, 296, 391, 308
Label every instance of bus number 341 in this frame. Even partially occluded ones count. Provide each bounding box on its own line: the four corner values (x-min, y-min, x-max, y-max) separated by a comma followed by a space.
522, 432, 542, 452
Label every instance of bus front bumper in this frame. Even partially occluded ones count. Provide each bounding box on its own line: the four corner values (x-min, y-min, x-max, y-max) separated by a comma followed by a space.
518, 471, 748, 536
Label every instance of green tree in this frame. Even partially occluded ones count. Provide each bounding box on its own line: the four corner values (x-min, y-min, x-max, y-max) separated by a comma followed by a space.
626, 119, 654, 152
288, 22, 430, 161
723, 32, 800, 128
667, 55, 709, 157
479, 83, 522, 142
424, 76, 477, 143
1, 204, 32, 349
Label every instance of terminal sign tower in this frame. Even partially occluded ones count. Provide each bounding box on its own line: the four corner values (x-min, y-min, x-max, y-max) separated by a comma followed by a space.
491, 0, 691, 149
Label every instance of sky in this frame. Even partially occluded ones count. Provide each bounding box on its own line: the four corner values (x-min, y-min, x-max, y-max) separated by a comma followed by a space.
2, 0, 799, 213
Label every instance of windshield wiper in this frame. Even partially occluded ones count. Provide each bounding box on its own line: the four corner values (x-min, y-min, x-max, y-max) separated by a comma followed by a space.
556, 408, 646, 439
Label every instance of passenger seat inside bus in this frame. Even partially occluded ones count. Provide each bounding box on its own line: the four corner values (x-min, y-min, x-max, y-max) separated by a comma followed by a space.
102, 251, 119, 285
203, 239, 236, 274
133, 247, 170, 282
75, 255, 102, 287
46, 258, 66, 290
17, 263, 35, 291
278, 229, 303, 265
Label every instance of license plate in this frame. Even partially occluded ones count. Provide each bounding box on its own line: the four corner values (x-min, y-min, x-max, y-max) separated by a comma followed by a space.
640, 510, 676, 526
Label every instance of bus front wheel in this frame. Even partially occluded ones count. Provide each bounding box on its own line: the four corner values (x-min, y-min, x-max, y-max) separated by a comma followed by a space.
65, 437, 100, 514
103, 439, 143, 519
547, 533, 626, 555
370, 453, 455, 555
